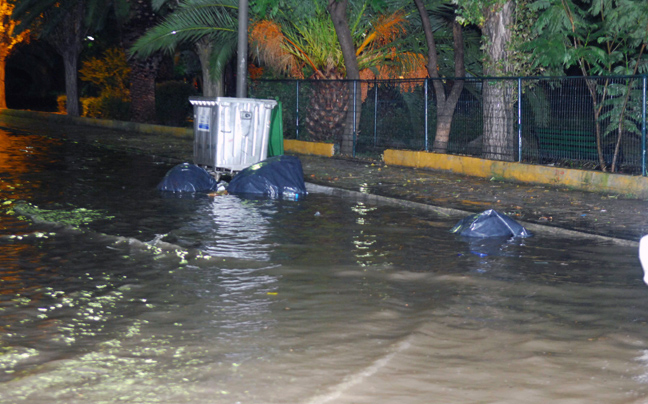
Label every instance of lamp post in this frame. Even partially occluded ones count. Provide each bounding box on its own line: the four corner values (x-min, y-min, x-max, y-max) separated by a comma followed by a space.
236, 0, 248, 98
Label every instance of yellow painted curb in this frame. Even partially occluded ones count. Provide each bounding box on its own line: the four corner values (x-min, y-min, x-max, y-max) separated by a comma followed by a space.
284, 139, 334, 157
384, 149, 648, 199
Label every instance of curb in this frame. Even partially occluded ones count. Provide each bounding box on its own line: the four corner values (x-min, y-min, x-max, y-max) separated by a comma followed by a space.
0, 108, 194, 139
384, 149, 648, 200
306, 182, 639, 247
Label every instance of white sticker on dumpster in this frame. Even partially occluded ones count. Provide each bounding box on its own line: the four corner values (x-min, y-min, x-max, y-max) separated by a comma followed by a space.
197, 107, 210, 131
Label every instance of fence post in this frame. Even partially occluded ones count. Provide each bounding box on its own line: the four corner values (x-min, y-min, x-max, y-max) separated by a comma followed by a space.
374, 80, 378, 147
518, 77, 522, 162
353, 80, 357, 158
643, 75, 647, 176
295, 81, 300, 140
424, 78, 429, 152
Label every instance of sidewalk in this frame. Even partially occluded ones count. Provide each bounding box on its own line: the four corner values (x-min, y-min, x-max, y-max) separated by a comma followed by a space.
0, 111, 646, 245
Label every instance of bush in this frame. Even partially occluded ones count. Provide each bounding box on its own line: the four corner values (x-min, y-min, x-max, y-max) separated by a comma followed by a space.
99, 95, 131, 121
156, 80, 196, 127
57, 95, 67, 113
81, 97, 101, 117
81, 95, 131, 121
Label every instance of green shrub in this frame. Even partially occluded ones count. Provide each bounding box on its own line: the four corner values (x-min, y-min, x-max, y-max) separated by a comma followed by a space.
155, 80, 196, 127
99, 95, 131, 121
80, 95, 131, 121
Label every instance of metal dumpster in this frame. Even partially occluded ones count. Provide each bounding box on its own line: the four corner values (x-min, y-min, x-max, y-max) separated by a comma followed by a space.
189, 97, 278, 172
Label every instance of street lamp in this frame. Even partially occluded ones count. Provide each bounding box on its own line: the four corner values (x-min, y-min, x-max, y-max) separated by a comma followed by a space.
236, 0, 248, 98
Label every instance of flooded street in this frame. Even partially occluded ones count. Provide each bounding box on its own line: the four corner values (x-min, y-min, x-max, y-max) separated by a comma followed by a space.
1, 129, 648, 403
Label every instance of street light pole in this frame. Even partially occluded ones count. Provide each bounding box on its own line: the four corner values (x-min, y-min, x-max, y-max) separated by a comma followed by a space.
236, 0, 248, 98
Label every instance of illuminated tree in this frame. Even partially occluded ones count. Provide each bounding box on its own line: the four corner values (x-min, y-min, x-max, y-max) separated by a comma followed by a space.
0, 0, 29, 109
80, 47, 130, 99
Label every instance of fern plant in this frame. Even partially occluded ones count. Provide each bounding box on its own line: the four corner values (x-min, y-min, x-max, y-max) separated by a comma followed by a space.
527, 0, 648, 172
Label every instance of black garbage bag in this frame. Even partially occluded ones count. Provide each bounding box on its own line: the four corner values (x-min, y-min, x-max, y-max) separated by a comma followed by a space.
227, 155, 307, 199
450, 209, 532, 238
157, 163, 218, 193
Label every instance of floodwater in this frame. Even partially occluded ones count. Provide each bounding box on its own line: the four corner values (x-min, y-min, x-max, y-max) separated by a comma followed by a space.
1, 129, 648, 404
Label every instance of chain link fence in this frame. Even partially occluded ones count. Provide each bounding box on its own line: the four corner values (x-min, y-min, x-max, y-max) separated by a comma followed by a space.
250, 75, 648, 175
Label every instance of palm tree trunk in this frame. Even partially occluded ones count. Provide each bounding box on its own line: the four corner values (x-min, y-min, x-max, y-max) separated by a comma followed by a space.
129, 57, 160, 123
304, 72, 349, 143
122, 0, 160, 123
196, 38, 224, 97
328, 0, 360, 156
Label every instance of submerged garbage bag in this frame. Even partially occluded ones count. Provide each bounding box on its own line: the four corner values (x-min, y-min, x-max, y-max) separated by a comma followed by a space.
157, 163, 218, 193
227, 155, 306, 199
450, 209, 532, 238
462, 236, 519, 258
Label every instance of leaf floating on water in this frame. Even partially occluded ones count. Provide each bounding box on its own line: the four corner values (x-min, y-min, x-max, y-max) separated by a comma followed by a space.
11, 201, 114, 227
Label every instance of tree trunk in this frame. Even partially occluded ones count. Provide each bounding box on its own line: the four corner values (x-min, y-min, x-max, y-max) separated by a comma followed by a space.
45, 3, 85, 118
62, 49, 80, 117
196, 38, 224, 97
414, 0, 466, 153
328, 0, 361, 156
481, 1, 515, 161
0, 56, 6, 109
304, 69, 349, 142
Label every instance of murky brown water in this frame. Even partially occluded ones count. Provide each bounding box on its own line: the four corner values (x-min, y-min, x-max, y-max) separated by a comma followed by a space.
1, 129, 648, 403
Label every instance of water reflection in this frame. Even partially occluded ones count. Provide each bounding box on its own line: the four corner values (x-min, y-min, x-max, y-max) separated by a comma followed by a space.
162, 195, 274, 261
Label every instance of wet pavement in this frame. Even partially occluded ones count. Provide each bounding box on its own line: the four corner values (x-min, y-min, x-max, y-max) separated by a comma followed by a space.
1, 111, 647, 245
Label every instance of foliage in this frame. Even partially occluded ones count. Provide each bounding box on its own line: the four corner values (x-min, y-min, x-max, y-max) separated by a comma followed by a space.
155, 80, 196, 126
79, 47, 131, 99
12, 0, 130, 37
0, 0, 30, 60
130, 0, 238, 81
526, 0, 648, 171
453, 0, 504, 27
527, 0, 648, 76
81, 95, 131, 121
0, 0, 31, 108
132, 0, 237, 56
57, 94, 67, 113
454, 0, 540, 76
13, 201, 114, 228
249, 6, 428, 86
12, 0, 132, 116
81, 96, 100, 117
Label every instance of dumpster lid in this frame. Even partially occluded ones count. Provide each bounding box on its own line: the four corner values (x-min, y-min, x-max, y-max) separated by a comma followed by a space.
189, 96, 278, 109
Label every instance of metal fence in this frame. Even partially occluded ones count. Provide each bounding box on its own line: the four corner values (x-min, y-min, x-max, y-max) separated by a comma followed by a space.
249, 75, 648, 175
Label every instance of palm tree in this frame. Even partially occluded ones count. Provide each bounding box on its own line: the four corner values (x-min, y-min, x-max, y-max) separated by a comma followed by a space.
249, 6, 427, 149
121, 0, 163, 123
12, 0, 130, 117
130, 0, 238, 97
